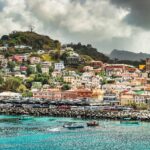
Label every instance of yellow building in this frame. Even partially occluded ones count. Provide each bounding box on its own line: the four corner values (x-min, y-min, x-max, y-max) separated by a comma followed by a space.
120, 93, 134, 105
63, 76, 76, 83
139, 65, 145, 70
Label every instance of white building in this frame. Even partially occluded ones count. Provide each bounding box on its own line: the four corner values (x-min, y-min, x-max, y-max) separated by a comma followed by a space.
0, 92, 21, 98
41, 67, 49, 74
0, 46, 7, 51
54, 61, 65, 71
15, 45, 32, 49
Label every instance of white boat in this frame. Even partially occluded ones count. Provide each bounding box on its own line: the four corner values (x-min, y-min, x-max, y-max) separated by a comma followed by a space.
47, 127, 61, 132
63, 123, 84, 129
20, 115, 34, 121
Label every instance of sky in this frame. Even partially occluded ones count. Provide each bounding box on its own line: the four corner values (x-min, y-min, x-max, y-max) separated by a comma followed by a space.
0, 0, 150, 54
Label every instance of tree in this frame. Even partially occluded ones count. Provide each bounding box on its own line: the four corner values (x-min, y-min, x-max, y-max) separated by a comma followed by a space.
34, 73, 50, 84
0, 75, 4, 85
1, 35, 9, 41
26, 66, 35, 76
1, 77, 22, 92
17, 84, 27, 93
8, 61, 16, 72
60, 51, 70, 62
50, 51, 60, 60
8, 41, 15, 47
129, 102, 137, 110
61, 84, 71, 91
22, 91, 33, 97
4, 51, 10, 58
36, 64, 42, 73
55, 40, 61, 51
25, 75, 35, 89
49, 66, 54, 76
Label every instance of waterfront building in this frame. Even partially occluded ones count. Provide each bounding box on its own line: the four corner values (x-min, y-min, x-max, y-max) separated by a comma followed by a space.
33, 88, 93, 100
0, 92, 21, 98
103, 92, 119, 106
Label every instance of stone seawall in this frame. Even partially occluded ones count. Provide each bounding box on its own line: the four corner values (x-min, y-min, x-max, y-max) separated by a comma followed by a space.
0, 107, 150, 121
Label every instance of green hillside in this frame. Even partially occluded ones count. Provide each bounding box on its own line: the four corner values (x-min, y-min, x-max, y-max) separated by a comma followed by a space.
0, 31, 61, 50
66, 43, 109, 62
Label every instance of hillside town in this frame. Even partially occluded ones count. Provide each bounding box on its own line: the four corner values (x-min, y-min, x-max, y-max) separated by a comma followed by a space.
0, 34, 150, 113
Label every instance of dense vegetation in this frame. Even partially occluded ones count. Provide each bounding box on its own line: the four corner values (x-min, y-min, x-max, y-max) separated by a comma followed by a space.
0, 31, 61, 50
66, 43, 109, 62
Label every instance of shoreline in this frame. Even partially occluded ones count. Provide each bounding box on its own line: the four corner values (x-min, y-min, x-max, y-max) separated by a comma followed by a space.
0, 107, 150, 122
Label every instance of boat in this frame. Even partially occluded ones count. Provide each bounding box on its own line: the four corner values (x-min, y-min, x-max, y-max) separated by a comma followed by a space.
63, 123, 84, 129
87, 121, 99, 127
19, 115, 34, 121
120, 118, 139, 125
47, 127, 61, 132
49, 118, 56, 121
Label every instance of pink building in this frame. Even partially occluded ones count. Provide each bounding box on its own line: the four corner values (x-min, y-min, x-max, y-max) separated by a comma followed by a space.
13, 55, 24, 63
20, 66, 27, 71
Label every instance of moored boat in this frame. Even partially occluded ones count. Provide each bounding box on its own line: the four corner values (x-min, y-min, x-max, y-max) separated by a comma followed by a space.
19, 115, 34, 121
63, 123, 84, 129
87, 121, 99, 127
120, 118, 139, 125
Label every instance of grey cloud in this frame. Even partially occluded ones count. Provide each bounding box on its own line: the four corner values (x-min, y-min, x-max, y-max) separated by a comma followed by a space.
110, 0, 150, 30
0, 0, 7, 11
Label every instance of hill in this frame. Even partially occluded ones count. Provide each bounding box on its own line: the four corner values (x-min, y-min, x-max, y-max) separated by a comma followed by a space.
0, 31, 61, 50
66, 43, 109, 62
110, 49, 150, 61
0, 31, 109, 63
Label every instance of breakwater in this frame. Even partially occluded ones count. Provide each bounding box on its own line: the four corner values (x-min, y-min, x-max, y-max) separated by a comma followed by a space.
0, 107, 150, 121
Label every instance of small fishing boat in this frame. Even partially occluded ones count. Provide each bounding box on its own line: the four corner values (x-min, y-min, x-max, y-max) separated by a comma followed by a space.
87, 121, 99, 127
120, 118, 139, 125
63, 123, 84, 129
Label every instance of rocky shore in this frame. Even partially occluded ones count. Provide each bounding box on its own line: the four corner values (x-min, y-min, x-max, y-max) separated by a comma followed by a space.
1, 107, 150, 121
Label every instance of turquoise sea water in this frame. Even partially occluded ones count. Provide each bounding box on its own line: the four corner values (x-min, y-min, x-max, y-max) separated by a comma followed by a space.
0, 115, 150, 150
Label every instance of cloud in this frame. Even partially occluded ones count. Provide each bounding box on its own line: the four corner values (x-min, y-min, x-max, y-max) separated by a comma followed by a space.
26, 0, 131, 37
0, 0, 149, 53
110, 0, 150, 30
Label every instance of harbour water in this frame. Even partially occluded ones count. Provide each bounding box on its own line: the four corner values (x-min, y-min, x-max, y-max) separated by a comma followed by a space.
0, 115, 150, 150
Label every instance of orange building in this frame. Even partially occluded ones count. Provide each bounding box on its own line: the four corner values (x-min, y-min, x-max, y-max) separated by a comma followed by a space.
76, 89, 93, 98
33, 89, 94, 100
